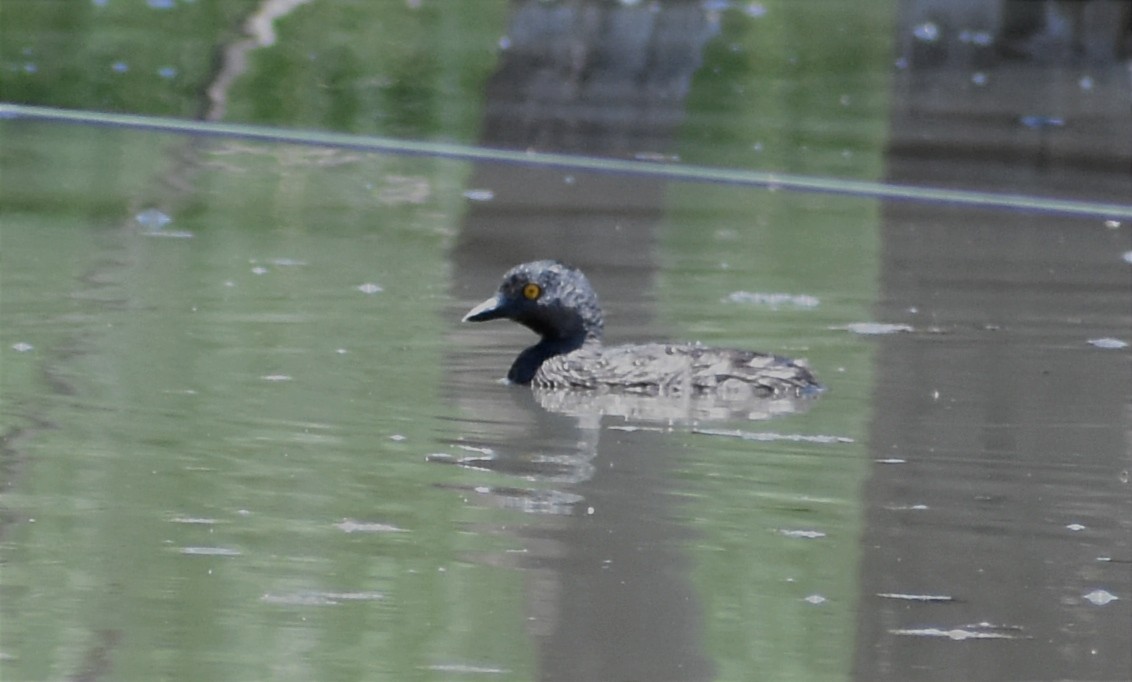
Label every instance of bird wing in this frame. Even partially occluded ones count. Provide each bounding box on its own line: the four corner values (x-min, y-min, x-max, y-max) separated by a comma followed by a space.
534, 343, 819, 397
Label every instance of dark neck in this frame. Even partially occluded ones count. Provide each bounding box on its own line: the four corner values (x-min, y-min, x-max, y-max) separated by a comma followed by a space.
507, 335, 591, 384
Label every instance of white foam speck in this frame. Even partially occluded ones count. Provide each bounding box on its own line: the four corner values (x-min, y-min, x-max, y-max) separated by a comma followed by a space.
724, 291, 819, 308
1087, 338, 1127, 349
179, 546, 241, 556
335, 519, 406, 533
877, 593, 954, 602
913, 22, 939, 42
780, 529, 826, 539
463, 188, 494, 202
135, 208, 172, 229
890, 627, 1021, 640
1083, 589, 1118, 605
842, 322, 914, 335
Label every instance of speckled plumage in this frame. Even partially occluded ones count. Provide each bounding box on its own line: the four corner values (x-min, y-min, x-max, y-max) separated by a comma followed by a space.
464, 260, 822, 398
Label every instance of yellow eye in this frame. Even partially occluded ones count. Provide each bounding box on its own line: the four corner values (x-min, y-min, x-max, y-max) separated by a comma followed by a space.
522, 283, 542, 301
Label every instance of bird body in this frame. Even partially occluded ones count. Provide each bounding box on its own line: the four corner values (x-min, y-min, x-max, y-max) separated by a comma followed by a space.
533, 341, 820, 397
464, 260, 822, 398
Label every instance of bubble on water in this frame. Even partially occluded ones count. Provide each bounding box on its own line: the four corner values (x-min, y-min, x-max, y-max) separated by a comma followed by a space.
22, 62, 38, 74
804, 594, 827, 605
1066, 523, 1087, 531
147, 0, 175, 9
1078, 75, 1094, 91
11, 342, 34, 352
1123, 251, 1132, 264
112, 61, 129, 73
157, 66, 177, 79
135, 208, 172, 229
971, 71, 987, 86
913, 22, 939, 43
357, 282, 383, 294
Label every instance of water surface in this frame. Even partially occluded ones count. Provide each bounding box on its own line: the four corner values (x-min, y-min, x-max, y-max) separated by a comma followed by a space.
2, 2, 1130, 681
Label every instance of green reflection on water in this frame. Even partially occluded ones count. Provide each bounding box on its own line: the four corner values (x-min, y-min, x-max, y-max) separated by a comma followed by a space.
659, 185, 879, 682
0, 0, 256, 117
0, 122, 532, 681
682, 0, 894, 179
0, 0, 508, 140
662, 2, 892, 679
3, 1, 899, 679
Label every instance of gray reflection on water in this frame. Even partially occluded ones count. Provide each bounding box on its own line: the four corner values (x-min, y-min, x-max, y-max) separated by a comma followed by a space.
445, 2, 719, 679
439, 381, 715, 681
855, 4, 1132, 672
855, 5, 1132, 676
856, 204, 1132, 681
532, 385, 817, 423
